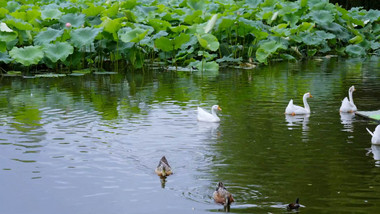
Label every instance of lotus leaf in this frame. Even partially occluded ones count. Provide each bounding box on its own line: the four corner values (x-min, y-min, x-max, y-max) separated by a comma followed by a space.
349, 35, 363, 44
244, 0, 264, 8
345, 44, 366, 56
82, 4, 105, 17
187, 0, 206, 11
0, 52, 12, 63
5, 19, 33, 31
365, 10, 380, 23
119, 28, 148, 43
174, 33, 190, 50
256, 40, 285, 64
43, 42, 74, 63
0, 31, 17, 42
9, 46, 44, 66
184, 10, 203, 25
148, 19, 171, 32
41, 8, 62, 20
34, 28, 63, 45
60, 13, 85, 28
70, 27, 102, 47
154, 37, 173, 52
100, 17, 122, 38
6, 1, 20, 13
0, 8, 8, 19
189, 60, 219, 72
197, 33, 219, 52
309, 10, 334, 25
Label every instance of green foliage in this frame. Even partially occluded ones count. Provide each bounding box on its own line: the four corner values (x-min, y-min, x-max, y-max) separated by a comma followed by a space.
9, 45, 44, 66
34, 28, 63, 45
0, 0, 379, 71
70, 27, 102, 47
43, 42, 74, 63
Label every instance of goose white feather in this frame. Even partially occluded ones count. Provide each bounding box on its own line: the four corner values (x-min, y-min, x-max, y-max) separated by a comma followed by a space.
285, 92, 312, 115
367, 125, 380, 145
340, 86, 357, 112
197, 105, 221, 122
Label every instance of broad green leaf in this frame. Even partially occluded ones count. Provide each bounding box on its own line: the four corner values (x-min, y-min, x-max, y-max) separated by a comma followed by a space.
349, 35, 363, 44
197, 33, 219, 52
256, 40, 284, 64
9, 46, 44, 66
100, 17, 122, 37
0, 51, 11, 63
184, 10, 203, 25
82, 4, 105, 17
244, 0, 264, 7
365, 9, 380, 23
154, 37, 173, 52
70, 27, 102, 47
34, 28, 63, 45
0, 31, 17, 42
189, 60, 219, 72
60, 13, 85, 28
5, 19, 33, 31
41, 8, 62, 20
345, 44, 366, 56
43, 42, 74, 63
0, 8, 9, 19
174, 33, 190, 50
187, 0, 206, 10
0, 41, 5, 52
119, 28, 148, 43
270, 23, 290, 37
309, 10, 334, 25
148, 19, 171, 32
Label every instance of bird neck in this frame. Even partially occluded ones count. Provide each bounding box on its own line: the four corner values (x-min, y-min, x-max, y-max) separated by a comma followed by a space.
303, 95, 310, 112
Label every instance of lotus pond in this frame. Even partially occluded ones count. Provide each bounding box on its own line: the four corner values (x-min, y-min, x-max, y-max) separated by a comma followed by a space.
1, 0, 380, 73
1, 56, 380, 213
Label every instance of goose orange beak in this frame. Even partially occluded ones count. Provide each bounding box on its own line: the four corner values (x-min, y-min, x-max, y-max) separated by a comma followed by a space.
218, 106, 222, 111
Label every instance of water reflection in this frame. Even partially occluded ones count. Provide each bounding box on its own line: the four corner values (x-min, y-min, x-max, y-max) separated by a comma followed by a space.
285, 114, 310, 131
197, 121, 220, 139
369, 145, 380, 166
340, 112, 355, 132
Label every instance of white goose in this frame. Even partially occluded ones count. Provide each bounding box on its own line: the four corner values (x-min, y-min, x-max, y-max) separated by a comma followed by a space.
197, 105, 222, 122
339, 86, 357, 113
366, 125, 380, 145
285, 92, 312, 115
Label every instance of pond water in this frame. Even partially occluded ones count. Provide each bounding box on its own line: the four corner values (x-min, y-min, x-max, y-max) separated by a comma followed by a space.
1, 57, 380, 214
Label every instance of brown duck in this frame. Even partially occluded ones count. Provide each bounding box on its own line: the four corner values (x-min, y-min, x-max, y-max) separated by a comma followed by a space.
287, 198, 300, 210
213, 182, 234, 207
155, 156, 172, 177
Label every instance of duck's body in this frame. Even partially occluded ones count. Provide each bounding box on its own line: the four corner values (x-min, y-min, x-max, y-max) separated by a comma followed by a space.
340, 86, 357, 113
366, 125, 380, 145
213, 182, 234, 207
197, 105, 222, 122
285, 93, 312, 115
287, 198, 300, 211
155, 156, 172, 177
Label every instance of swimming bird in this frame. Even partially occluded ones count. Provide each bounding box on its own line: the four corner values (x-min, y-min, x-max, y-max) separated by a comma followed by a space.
340, 86, 357, 113
155, 156, 172, 177
213, 182, 234, 208
287, 198, 300, 210
285, 92, 312, 115
366, 125, 380, 145
197, 105, 222, 122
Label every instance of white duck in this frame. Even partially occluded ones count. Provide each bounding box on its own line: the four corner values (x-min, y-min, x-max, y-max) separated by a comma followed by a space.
285, 92, 312, 115
366, 125, 380, 145
339, 86, 357, 113
197, 105, 222, 122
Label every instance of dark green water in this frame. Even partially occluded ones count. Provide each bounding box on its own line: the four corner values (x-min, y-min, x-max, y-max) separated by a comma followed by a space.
1, 57, 380, 213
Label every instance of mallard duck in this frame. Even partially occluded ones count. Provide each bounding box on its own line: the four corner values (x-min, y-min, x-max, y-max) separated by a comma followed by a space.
155, 156, 172, 177
287, 198, 300, 210
285, 92, 312, 115
213, 182, 234, 207
197, 105, 222, 122
340, 86, 357, 113
366, 125, 380, 145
